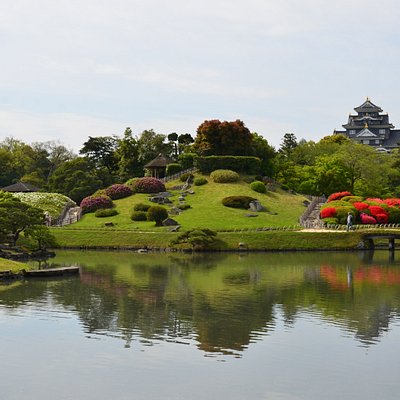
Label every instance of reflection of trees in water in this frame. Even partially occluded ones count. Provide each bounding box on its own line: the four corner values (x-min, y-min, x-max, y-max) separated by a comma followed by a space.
2, 253, 400, 354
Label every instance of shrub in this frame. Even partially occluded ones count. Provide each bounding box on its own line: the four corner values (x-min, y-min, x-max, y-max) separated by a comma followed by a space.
369, 205, 388, 217
353, 202, 369, 211
133, 203, 151, 212
180, 173, 194, 182
170, 228, 218, 250
360, 213, 377, 224
194, 177, 208, 186
133, 177, 166, 194
388, 207, 400, 223
146, 205, 168, 226
375, 213, 389, 224
383, 198, 400, 207
178, 153, 197, 169
250, 181, 266, 194
210, 169, 240, 183
130, 211, 147, 221
322, 217, 338, 225
320, 207, 337, 219
366, 198, 384, 204
222, 196, 256, 209
95, 208, 118, 218
125, 178, 139, 191
327, 191, 353, 202
340, 196, 363, 203
80, 195, 113, 214
178, 203, 191, 210
335, 206, 357, 225
105, 184, 133, 200
166, 163, 182, 176
195, 156, 261, 174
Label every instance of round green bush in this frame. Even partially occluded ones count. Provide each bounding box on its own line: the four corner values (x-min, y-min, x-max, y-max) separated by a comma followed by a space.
194, 177, 208, 186
250, 181, 266, 194
130, 211, 147, 221
133, 203, 151, 212
95, 208, 118, 218
222, 196, 256, 209
210, 169, 240, 183
146, 205, 168, 226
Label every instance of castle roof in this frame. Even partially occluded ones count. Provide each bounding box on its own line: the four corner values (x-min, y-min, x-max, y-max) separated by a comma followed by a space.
354, 98, 383, 113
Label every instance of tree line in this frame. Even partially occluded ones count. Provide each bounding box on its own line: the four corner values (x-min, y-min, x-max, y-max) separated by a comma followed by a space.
1, 120, 400, 203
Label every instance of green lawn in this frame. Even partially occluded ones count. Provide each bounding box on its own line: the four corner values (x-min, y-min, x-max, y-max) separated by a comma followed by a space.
70, 175, 308, 232
0, 258, 29, 273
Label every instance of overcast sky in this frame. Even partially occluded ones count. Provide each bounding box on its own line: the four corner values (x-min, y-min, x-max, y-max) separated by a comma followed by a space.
1, 0, 400, 152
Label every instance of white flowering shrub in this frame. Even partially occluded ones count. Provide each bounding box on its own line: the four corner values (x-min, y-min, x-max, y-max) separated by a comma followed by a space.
13, 192, 76, 218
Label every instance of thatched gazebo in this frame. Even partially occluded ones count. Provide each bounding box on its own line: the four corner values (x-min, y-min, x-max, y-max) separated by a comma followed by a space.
144, 154, 172, 179
1, 182, 40, 192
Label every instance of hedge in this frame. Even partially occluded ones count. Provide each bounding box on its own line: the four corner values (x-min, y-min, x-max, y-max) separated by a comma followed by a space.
195, 156, 261, 174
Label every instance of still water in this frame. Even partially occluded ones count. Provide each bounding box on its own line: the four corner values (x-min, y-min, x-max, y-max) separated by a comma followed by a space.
1, 250, 400, 400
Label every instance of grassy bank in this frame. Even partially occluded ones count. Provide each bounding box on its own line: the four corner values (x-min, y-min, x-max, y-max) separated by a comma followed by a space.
0, 258, 29, 273
51, 228, 366, 251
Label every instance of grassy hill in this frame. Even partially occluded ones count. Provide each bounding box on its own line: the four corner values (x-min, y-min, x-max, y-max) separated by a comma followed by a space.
71, 174, 308, 231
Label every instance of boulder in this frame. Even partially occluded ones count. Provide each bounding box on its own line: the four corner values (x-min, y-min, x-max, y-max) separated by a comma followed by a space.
248, 200, 266, 212
162, 217, 179, 226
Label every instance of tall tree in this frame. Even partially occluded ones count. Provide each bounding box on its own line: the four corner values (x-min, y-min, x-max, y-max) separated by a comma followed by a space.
193, 119, 253, 156
250, 133, 276, 176
137, 129, 170, 164
279, 133, 298, 157
115, 127, 140, 181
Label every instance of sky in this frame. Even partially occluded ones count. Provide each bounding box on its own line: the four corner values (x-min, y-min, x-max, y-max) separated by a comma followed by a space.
1, 0, 400, 153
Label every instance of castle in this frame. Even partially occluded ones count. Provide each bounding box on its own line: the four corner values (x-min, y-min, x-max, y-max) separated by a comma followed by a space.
334, 98, 400, 151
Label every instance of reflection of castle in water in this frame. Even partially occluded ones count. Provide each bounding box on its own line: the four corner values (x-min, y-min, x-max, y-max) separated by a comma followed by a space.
3, 252, 400, 353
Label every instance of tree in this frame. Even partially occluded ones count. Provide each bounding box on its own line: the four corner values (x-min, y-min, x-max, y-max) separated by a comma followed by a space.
79, 136, 119, 174
178, 133, 194, 154
0, 199, 44, 246
168, 132, 179, 158
146, 205, 168, 226
250, 133, 276, 176
137, 130, 170, 164
115, 127, 140, 181
25, 225, 57, 251
193, 119, 253, 156
48, 157, 103, 203
279, 133, 298, 157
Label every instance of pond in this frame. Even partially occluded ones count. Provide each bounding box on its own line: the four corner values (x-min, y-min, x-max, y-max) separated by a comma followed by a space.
1, 250, 400, 400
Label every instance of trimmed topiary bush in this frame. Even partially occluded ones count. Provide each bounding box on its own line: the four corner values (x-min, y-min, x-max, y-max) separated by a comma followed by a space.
320, 207, 337, 219
105, 184, 133, 200
146, 205, 168, 226
133, 177, 166, 194
133, 203, 152, 212
210, 169, 240, 183
130, 211, 147, 221
95, 208, 118, 218
166, 163, 182, 176
80, 195, 113, 214
222, 196, 256, 209
327, 191, 353, 202
250, 181, 266, 194
323, 217, 338, 225
194, 177, 208, 186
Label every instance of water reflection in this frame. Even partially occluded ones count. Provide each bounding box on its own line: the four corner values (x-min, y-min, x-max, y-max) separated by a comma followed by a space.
2, 250, 400, 355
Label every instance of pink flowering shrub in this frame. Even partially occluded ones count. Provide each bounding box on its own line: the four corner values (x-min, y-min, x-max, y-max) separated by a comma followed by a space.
366, 198, 384, 204
133, 177, 166, 194
353, 202, 369, 211
327, 191, 353, 202
80, 195, 114, 213
320, 207, 337, 218
105, 184, 133, 200
360, 213, 377, 224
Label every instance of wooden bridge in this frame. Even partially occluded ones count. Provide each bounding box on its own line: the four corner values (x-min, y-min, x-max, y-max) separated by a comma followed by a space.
362, 233, 400, 251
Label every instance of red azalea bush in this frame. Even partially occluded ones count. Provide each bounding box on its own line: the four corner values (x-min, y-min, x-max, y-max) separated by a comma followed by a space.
133, 177, 166, 194
80, 195, 114, 213
353, 202, 369, 211
327, 191, 353, 202
383, 198, 400, 206
369, 205, 388, 217
365, 198, 384, 204
105, 184, 133, 199
375, 213, 389, 224
320, 207, 337, 218
360, 213, 377, 224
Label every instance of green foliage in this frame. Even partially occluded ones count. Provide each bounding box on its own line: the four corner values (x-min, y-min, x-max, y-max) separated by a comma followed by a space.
130, 211, 147, 221
194, 177, 208, 186
178, 153, 196, 169
166, 163, 182, 176
210, 169, 240, 183
193, 119, 254, 156
170, 229, 218, 250
133, 203, 151, 212
388, 207, 400, 223
146, 206, 168, 226
178, 204, 191, 210
250, 181, 267, 194
222, 196, 256, 209
322, 217, 338, 225
196, 156, 261, 174
180, 173, 194, 182
24, 225, 57, 250
335, 206, 357, 225
95, 208, 119, 218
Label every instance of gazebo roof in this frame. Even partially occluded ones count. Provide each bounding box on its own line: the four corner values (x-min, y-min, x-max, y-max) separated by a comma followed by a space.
144, 153, 171, 168
1, 182, 40, 192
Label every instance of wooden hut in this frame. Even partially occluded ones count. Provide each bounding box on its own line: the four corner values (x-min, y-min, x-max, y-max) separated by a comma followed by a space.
144, 154, 172, 179
1, 182, 40, 192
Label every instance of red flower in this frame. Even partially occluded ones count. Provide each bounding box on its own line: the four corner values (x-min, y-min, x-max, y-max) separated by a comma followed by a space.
353, 202, 369, 211
360, 213, 377, 224
369, 205, 388, 217
327, 191, 352, 202
320, 207, 337, 218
